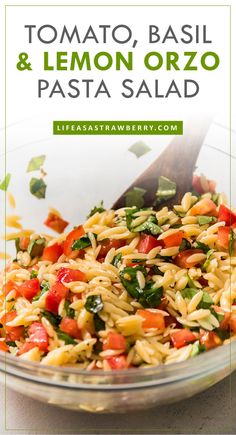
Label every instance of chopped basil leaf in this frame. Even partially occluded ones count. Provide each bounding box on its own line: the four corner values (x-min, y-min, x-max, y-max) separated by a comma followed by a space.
119, 266, 162, 308
15, 238, 21, 253
93, 340, 103, 354
72, 234, 94, 251
174, 210, 186, 218
41, 310, 62, 327
111, 253, 122, 268
125, 207, 139, 231
0, 173, 11, 191
229, 228, 236, 256
195, 241, 211, 254
87, 201, 105, 218
179, 239, 192, 252
210, 307, 224, 324
187, 274, 197, 289
27, 155, 46, 172
211, 193, 219, 205
156, 176, 176, 205
202, 249, 215, 271
152, 265, 164, 276
181, 288, 213, 309
133, 215, 162, 236
33, 282, 50, 302
64, 300, 75, 319
94, 314, 105, 332
85, 295, 104, 314
125, 187, 146, 208
57, 330, 76, 344
29, 178, 47, 199
30, 270, 38, 279
119, 266, 147, 299
6, 341, 17, 347
128, 141, 151, 158
27, 238, 46, 258
197, 216, 217, 226
155, 254, 173, 263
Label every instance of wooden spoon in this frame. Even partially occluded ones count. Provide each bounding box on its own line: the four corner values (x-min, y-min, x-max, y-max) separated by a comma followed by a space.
112, 117, 212, 210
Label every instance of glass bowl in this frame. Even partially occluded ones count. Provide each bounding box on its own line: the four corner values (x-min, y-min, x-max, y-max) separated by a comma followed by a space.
0, 341, 235, 413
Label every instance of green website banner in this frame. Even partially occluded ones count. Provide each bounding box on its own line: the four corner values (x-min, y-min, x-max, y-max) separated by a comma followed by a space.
53, 120, 183, 135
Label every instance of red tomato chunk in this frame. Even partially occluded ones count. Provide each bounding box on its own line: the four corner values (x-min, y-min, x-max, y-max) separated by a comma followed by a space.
137, 235, 163, 254
44, 212, 69, 234
1, 311, 24, 341
18, 278, 40, 301
57, 267, 86, 283
137, 309, 165, 329
63, 226, 85, 258
170, 329, 196, 349
28, 322, 49, 352
42, 243, 63, 262
45, 282, 69, 314
106, 355, 128, 370
97, 239, 125, 259
60, 317, 82, 339
103, 332, 126, 351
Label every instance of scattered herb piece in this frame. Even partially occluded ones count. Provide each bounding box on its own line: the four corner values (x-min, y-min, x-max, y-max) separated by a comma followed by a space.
94, 314, 105, 332
229, 228, 236, 256
197, 216, 217, 226
87, 201, 105, 218
27, 155, 46, 172
85, 295, 104, 314
41, 310, 62, 327
128, 141, 151, 158
30, 270, 38, 279
210, 307, 224, 324
111, 253, 122, 268
57, 330, 76, 345
211, 193, 219, 205
202, 249, 215, 271
125, 207, 139, 231
72, 234, 95, 251
27, 237, 46, 258
139, 284, 163, 308
64, 300, 75, 319
195, 241, 211, 254
29, 178, 47, 199
156, 176, 176, 205
125, 187, 146, 208
152, 265, 164, 276
179, 239, 192, 252
6, 341, 17, 347
133, 215, 162, 236
215, 329, 230, 341
191, 341, 206, 356
0, 173, 11, 191
33, 282, 50, 302
181, 288, 213, 309
15, 238, 21, 253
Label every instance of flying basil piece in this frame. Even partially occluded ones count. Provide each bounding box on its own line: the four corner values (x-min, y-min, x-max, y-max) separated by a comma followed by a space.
111, 253, 122, 268
72, 234, 96, 251
85, 295, 104, 314
29, 178, 47, 199
27, 237, 46, 258
87, 201, 105, 218
181, 288, 213, 309
156, 176, 176, 204
27, 155, 46, 172
0, 173, 11, 191
128, 141, 151, 158
197, 216, 217, 226
57, 330, 76, 345
133, 215, 163, 235
125, 187, 146, 208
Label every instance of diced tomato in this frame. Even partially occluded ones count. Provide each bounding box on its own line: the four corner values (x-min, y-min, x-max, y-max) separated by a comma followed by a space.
97, 239, 125, 259
156, 297, 168, 311
63, 226, 85, 258
103, 332, 126, 352
28, 322, 49, 352
174, 249, 204, 268
0, 341, 9, 352
230, 315, 236, 333
60, 317, 82, 339
18, 278, 40, 301
0, 311, 24, 341
213, 306, 230, 330
17, 342, 37, 356
137, 235, 163, 254
44, 212, 69, 234
170, 329, 196, 349
200, 330, 222, 350
2, 280, 20, 298
19, 237, 30, 251
217, 227, 230, 250
164, 315, 179, 328
41, 243, 63, 262
218, 204, 236, 226
106, 355, 127, 370
45, 282, 69, 314
137, 309, 165, 329
192, 174, 216, 195
57, 267, 86, 283
163, 231, 185, 248
188, 198, 217, 216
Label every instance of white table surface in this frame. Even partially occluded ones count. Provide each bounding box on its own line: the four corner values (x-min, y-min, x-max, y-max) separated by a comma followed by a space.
0, 373, 235, 435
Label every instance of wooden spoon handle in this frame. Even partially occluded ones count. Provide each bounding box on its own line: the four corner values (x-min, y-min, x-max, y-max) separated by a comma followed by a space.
112, 117, 212, 210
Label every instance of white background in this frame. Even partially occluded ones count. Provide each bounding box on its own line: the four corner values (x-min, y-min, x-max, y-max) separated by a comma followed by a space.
0, 0, 236, 433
